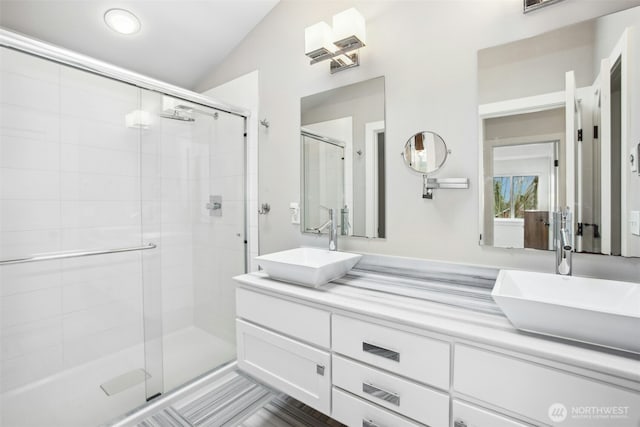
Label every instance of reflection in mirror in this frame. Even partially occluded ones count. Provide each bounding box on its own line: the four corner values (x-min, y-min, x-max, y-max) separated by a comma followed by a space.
403, 131, 448, 175
490, 140, 560, 250
478, 6, 640, 257
302, 130, 345, 234
301, 76, 385, 238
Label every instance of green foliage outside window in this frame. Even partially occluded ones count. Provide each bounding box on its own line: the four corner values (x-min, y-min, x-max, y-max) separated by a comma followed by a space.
494, 175, 538, 218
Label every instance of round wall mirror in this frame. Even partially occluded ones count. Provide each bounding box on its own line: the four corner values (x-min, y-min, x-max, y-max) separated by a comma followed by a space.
402, 131, 449, 174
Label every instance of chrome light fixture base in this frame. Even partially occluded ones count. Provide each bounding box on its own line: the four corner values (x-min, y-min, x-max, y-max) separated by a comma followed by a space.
306, 37, 365, 74
330, 52, 360, 74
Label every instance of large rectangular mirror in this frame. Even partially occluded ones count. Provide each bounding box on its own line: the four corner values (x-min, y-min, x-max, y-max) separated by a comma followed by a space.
301, 76, 385, 238
478, 6, 640, 257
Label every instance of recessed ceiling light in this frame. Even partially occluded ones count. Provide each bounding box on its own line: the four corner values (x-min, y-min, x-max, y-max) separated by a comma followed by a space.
104, 8, 141, 35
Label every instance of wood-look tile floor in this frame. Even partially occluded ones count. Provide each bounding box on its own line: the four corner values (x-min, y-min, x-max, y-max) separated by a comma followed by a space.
135, 370, 345, 427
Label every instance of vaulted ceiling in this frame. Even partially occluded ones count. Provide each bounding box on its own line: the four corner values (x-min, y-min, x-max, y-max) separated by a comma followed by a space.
0, 0, 279, 89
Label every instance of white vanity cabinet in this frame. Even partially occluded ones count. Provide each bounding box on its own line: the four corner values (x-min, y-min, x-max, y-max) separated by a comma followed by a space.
332, 314, 450, 390
234, 278, 640, 427
235, 288, 332, 413
454, 345, 640, 427
452, 400, 531, 427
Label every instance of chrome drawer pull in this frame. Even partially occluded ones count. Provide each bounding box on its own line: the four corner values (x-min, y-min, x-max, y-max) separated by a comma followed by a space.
454, 420, 467, 427
363, 419, 381, 427
362, 382, 400, 406
362, 342, 400, 362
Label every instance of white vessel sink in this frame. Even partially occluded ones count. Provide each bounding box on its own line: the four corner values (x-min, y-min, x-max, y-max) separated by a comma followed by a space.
492, 270, 640, 353
255, 247, 362, 288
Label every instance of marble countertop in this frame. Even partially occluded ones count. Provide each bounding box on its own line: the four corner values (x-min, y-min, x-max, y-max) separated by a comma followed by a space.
234, 268, 640, 388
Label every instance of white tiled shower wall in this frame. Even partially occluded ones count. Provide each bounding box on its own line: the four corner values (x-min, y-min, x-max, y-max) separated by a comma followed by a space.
0, 47, 247, 392
0, 47, 145, 391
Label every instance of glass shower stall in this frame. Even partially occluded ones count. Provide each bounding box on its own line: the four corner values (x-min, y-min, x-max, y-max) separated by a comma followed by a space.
0, 30, 247, 427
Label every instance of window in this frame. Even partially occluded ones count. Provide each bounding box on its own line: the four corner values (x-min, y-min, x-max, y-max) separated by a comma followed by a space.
494, 175, 538, 218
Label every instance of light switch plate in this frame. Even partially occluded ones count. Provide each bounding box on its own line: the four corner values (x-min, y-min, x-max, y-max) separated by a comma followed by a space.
289, 202, 300, 225
631, 211, 640, 236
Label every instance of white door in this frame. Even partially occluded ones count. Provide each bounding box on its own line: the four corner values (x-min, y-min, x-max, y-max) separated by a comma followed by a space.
236, 320, 331, 414
598, 58, 612, 255
565, 70, 577, 248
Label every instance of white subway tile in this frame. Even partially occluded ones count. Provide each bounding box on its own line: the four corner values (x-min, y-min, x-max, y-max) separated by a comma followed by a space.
0, 200, 61, 231
0, 47, 59, 83
162, 307, 193, 334
60, 81, 138, 126
0, 229, 61, 258
210, 152, 243, 178
211, 176, 244, 202
60, 116, 139, 152
62, 299, 142, 343
1, 70, 59, 113
61, 253, 141, 286
60, 200, 141, 228
161, 199, 191, 224
1, 287, 62, 327
161, 265, 193, 290
0, 168, 60, 200
62, 275, 142, 313
0, 136, 60, 171
140, 152, 160, 178
161, 178, 190, 201
1, 345, 63, 392
60, 144, 139, 176
60, 66, 137, 101
0, 105, 59, 142
62, 322, 143, 368
0, 261, 61, 297
60, 226, 141, 251
209, 223, 244, 250
162, 285, 194, 313
61, 172, 140, 201
1, 317, 62, 360
160, 154, 188, 180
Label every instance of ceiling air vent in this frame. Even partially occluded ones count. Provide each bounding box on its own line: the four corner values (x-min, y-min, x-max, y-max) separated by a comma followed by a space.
524, 0, 565, 14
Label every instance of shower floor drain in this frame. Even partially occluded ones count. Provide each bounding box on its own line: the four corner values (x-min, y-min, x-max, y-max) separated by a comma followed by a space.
100, 369, 150, 396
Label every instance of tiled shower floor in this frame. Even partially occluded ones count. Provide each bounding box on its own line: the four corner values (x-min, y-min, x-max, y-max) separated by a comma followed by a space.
133, 370, 344, 427
1, 327, 235, 427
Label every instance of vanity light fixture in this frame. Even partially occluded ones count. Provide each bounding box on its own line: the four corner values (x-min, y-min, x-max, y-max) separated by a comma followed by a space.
304, 8, 366, 74
104, 8, 141, 35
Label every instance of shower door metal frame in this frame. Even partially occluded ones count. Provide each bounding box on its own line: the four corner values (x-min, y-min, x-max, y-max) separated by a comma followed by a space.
0, 28, 250, 403
0, 29, 250, 118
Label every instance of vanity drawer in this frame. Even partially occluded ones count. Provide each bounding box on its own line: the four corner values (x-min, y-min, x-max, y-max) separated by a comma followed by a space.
236, 288, 330, 348
453, 399, 530, 427
454, 344, 640, 426
332, 314, 450, 390
332, 354, 449, 427
236, 319, 331, 414
332, 387, 422, 427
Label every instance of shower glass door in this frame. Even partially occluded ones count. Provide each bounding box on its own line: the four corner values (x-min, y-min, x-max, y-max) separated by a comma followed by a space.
1, 47, 150, 426
139, 91, 246, 393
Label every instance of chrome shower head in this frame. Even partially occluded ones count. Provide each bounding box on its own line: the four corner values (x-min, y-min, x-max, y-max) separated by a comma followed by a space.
159, 110, 195, 122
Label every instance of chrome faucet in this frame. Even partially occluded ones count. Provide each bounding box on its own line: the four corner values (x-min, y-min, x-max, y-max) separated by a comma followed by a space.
553, 208, 573, 275
313, 208, 338, 251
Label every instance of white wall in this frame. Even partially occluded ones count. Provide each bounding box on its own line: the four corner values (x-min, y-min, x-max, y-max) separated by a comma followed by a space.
196, 0, 640, 282
202, 71, 259, 272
